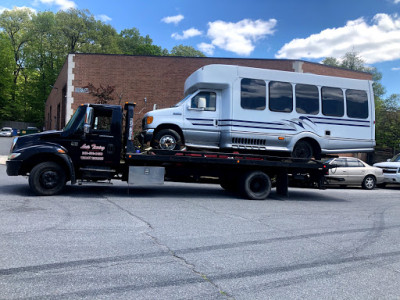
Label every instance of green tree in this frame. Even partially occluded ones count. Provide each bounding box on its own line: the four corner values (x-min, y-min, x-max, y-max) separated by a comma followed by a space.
375, 94, 400, 150
0, 7, 33, 110
0, 32, 14, 121
118, 27, 167, 56
170, 44, 206, 57
55, 8, 97, 53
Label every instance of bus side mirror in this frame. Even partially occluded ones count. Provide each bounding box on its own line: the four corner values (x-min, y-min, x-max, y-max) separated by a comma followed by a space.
84, 106, 93, 134
198, 97, 206, 110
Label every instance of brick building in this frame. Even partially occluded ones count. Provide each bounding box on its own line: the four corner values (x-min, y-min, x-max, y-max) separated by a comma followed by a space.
45, 53, 372, 131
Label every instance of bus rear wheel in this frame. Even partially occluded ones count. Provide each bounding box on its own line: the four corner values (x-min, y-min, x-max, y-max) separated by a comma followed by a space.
292, 141, 313, 160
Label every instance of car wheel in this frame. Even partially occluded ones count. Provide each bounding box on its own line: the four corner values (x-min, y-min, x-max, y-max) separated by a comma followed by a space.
29, 162, 66, 196
362, 175, 376, 190
152, 129, 182, 150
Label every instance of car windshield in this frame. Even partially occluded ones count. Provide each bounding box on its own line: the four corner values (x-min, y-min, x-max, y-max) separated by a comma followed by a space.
173, 94, 192, 107
1, 128, 12, 132
389, 153, 400, 162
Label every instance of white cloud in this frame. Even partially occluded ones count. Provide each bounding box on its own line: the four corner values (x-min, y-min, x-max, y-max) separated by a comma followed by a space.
392, 67, 400, 71
161, 14, 184, 25
171, 28, 202, 40
205, 19, 277, 56
97, 14, 112, 22
395, 0, 400, 4
35, 0, 76, 10
198, 43, 215, 55
275, 13, 400, 64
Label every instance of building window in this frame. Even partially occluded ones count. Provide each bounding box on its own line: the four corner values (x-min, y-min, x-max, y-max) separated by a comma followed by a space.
241, 78, 266, 110
295, 84, 319, 115
269, 81, 293, 113
322, 87, 344, 117
346, 89, 368, 119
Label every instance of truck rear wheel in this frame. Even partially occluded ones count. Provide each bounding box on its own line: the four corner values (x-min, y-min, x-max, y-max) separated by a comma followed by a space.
29, 162, 66, 196
240, 171, 271, 200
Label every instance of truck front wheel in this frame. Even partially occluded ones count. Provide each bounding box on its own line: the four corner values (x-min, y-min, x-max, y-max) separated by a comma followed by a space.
29, 162, 66, 196
240, 171, 271, 200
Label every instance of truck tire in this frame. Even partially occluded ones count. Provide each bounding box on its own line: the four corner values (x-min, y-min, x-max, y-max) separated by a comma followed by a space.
292, 141, 313, 159
152, 129, 182, 150
240, 171, 271, 200
29, 162, 66, 196
362, 175, 376, 190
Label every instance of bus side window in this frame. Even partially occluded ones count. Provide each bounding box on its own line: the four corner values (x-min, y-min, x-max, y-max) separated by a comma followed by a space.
295, 84, 319, 115
346, 89, 368, 119
241, 78, 266, 110
269, 81, 293, 113
322, 87, 344, 117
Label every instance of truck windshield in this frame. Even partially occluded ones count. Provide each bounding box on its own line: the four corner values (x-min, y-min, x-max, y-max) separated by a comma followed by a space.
389, 153, 400, 162
63, 106, 85, 132
173, 94, 192, 107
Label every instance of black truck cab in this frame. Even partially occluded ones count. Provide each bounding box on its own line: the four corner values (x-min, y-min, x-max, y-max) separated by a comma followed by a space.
7, 103, 133, 195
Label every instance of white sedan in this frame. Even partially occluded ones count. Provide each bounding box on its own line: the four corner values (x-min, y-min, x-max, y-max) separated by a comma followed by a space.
0, 127, 13, 137
325, 157, 384, 190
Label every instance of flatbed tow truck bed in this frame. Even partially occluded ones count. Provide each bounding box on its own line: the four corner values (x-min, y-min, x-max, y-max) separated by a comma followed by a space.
125, 150, 330, 200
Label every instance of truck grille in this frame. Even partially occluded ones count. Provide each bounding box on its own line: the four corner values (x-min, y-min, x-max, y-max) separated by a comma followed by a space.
382, 168, 398, 174
376, 167, 399, 174
232, 137, 267, 146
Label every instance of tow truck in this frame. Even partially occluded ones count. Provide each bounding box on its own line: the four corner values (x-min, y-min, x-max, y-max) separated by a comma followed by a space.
6, 103, 330, 200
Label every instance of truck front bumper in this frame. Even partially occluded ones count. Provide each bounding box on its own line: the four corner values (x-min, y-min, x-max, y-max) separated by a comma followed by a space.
382, 174, 400, 184
6, 159, 23, 176
139, 129, 154, 145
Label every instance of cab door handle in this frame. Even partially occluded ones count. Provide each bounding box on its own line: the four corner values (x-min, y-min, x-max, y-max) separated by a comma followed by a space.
107, 144, 114, 154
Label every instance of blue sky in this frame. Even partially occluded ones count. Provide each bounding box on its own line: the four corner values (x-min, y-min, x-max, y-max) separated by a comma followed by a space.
1, 0, 400, 97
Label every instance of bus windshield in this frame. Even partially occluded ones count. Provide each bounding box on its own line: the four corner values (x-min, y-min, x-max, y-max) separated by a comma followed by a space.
173, 94, 192, 107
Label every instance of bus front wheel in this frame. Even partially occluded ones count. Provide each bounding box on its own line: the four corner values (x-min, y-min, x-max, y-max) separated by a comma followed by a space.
152, 129, 182, 150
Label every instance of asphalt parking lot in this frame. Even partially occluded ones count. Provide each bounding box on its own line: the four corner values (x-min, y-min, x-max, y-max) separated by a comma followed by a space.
1, 164, 400, 298
2, 136, 400, 299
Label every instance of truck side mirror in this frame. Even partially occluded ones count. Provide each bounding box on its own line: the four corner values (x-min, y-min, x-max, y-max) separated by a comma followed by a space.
83, 124, 91, 134
83, 106, 93, 134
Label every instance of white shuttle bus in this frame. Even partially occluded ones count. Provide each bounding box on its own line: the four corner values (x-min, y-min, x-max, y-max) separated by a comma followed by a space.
140, 64, 375, 159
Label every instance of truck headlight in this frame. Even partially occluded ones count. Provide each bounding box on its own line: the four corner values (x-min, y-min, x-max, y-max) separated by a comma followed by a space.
8, 153, 21, 160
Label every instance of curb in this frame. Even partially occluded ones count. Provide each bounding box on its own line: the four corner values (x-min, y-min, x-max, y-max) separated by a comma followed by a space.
0, 156, 7, 165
